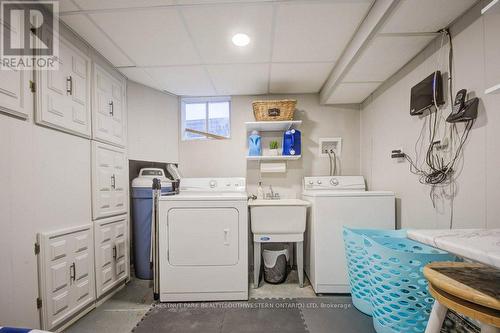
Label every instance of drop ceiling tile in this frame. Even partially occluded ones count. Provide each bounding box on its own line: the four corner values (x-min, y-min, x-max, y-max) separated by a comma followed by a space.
270, 62, 333, 94
273, 1, 372, 62
380, 0, 476, 33
89, 8, 200, 66
118, 67, 160, 90
175, 0, 271, 4
326, 82, 382, 104
59, 0, 80, 12
62, 14, 134, 67
143, 66, 216, 96
73, 0, 176, 11
206, 64, 268, 95
180, 4, 274, 63
343, 35, 435, 82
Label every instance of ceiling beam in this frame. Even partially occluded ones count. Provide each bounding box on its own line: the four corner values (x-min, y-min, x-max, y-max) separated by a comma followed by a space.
319, 0, 401, 105
59, 0, 333, 16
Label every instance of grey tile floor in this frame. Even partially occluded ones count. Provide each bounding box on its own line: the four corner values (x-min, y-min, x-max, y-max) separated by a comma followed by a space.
64, 278, 153, 333
65, 273, 375, 333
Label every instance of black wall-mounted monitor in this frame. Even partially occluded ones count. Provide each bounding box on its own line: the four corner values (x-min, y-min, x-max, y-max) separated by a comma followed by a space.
410, 71, 445, 116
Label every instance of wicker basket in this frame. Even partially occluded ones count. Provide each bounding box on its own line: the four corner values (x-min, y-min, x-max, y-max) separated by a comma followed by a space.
252, 100, 296, 121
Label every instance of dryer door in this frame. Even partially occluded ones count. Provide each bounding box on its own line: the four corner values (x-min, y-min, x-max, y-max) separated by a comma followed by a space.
168, 208, 239, 266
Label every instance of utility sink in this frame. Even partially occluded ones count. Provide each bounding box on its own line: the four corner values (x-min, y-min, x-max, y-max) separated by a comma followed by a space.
249, 199, 310, 235
249, 199, 310, 288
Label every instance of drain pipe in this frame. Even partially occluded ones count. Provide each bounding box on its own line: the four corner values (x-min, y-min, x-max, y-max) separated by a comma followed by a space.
151, 178, 161, 301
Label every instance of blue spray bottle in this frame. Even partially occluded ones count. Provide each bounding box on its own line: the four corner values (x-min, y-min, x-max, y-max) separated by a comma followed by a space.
248, 130, 262, 156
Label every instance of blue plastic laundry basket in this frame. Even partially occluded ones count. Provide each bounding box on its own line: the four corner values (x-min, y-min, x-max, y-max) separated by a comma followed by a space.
363, 236, 456, 333
342, 228, 408, 316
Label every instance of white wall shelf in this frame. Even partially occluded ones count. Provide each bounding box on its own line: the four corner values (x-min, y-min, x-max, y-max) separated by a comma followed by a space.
485, 83, 500, 95
245, 120, 302, 132
246, 155, 301, 161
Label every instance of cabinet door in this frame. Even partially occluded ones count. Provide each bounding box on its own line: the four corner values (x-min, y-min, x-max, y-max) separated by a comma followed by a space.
0, 11, 32, 119
94, 215, 128, 298
38, 224, 96, 331
114, 220, 128, 282
0, 65, 32, 119
92, 142, 127, 220
36, 37, 91, 138
93, 64, 126, 147
69, 229, 95, 315
112, 149, 127, 215
484, 1, 500, 94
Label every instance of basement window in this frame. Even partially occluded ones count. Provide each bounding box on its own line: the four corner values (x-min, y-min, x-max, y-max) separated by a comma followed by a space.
181, 97, 231, 140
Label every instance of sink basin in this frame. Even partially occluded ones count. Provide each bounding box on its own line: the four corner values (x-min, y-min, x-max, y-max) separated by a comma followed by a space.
249, 199, 310, 235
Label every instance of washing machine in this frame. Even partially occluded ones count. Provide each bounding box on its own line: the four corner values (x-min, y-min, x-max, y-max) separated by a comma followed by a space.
302, 176, 395, 294
159, 177, 248, 302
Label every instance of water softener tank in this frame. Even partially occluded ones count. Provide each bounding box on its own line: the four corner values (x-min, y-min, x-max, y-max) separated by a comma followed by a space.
132, 168, 172, 279
248, 130, 262, 156
282, 129, 301, 156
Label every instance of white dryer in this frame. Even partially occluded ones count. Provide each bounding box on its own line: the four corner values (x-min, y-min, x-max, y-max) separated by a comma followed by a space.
302, 176, 395, 294
159, 178, 248, 302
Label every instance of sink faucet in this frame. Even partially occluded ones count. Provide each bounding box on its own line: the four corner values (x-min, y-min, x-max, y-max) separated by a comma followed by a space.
265, 185, 280, 200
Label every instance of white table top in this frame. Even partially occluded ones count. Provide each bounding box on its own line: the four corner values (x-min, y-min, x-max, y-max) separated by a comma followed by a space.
407, 229, 500, 269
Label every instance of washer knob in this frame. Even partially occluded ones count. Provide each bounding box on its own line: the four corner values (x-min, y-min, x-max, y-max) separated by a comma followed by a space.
330, 178, 339, 186
209, 180, 217, 188
308, 181, 314, 185
317, 180, 322, 185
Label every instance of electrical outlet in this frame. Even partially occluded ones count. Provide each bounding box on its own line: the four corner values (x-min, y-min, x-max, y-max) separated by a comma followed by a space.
434, 137, 449, 151
391, 147, 406, 163
319, 138, 342, 157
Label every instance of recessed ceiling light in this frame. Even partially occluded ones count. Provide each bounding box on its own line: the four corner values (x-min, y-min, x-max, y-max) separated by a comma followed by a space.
232, 33, 250, 47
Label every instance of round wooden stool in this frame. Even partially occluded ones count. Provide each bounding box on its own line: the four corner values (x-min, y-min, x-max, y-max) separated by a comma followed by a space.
423, 262, 500, 333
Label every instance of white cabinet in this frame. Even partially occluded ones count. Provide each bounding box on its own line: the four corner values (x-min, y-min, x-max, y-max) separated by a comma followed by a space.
92, 141, 127, 220
35, 37, 91, 137
483, 0, 500, 94
92, 64, 127, 147
0, 65, 31, 119
94, 215, 129, 298
0, 13, 31, 119
37, 224, 96, 331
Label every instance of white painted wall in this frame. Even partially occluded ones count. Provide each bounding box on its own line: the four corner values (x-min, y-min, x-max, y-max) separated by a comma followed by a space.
0, 24, 125, 328
0, 118, 91, 328
360, 0, 500, 230
179, 94, 360, 198
127, 82, 179, 163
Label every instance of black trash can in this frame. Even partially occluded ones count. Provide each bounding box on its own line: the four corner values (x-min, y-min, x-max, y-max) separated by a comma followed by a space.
263, 245, 289, 284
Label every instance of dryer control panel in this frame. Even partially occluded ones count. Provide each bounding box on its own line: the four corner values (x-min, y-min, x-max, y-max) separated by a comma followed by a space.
303, 176, 366, 191
180, 177, 246, 192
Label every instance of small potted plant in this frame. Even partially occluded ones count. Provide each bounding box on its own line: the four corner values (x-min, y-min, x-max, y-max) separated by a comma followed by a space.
268, 140, 279, 156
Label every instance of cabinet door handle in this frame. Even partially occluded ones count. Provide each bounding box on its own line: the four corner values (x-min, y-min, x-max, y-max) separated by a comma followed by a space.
223, 228, 230, 246
111, 174, 116, 190
113, 245, 117, 260
70, 262, 76, 282
109, 100, 114, 116
66, 76, 73, 95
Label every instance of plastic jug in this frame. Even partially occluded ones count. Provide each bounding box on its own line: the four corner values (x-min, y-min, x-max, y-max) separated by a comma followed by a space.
282, 129, 301, 156
248, 130, 262, 156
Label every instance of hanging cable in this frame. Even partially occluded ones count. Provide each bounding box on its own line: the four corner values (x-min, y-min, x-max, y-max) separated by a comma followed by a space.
332, 150, 337, 176
327, 150, 337, 176
401, 29, 476, 229
327, 151, 333, 176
